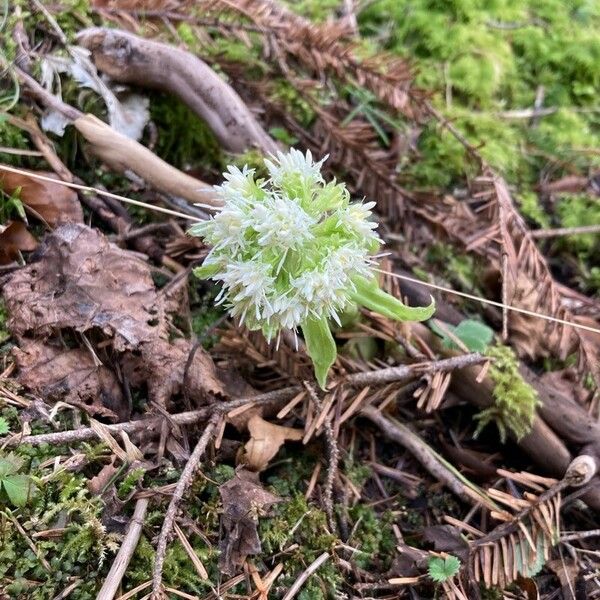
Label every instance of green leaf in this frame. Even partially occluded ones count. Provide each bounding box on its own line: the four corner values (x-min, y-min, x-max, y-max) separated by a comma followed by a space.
0, 418, 9, 435
427, 555, 461, 583
351, 276, 435, 322
2, 474, 32, 507
0, 453, 22, 478
193, 263, 221, 279
430, 319, 493, 352
301, 316, 337, 390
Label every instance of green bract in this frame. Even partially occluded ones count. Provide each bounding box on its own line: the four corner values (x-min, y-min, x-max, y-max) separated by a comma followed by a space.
190, 149, 435, 388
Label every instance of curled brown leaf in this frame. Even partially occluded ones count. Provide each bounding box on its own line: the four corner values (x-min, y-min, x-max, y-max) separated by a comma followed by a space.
0, 167, 83, 226
0, 221, 37, 265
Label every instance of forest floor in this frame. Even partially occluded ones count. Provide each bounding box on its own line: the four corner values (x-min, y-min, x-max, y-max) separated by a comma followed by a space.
1, 1, 600, 599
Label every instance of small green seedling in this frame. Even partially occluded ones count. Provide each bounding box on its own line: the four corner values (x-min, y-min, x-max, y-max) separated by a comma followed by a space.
0, 417, 9, 435
190, 149, 435, 388
427, 555, 461, 583
0, 453, 36, 507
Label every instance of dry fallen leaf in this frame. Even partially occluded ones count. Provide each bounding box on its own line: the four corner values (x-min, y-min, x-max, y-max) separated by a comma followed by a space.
13, 338, 126, 421
242, 415, 303, 472
87, 457, 119, 495
4, 223, 227, 413
4, 223, 170, 350
219, 469, 280, 575
423, 525, 470, 563
0, 221, 37, 265
0, 168, 83, 226
547, 558, 580, 591
121, 338, 226, 408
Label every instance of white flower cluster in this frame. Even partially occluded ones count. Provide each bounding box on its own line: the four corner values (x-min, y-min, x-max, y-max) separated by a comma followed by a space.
190, 149, 381, 338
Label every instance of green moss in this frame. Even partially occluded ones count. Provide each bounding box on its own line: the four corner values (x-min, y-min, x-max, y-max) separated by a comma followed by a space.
347, 505, 396, 569
260, 493, 341, 596
517, 191, 550, 228
0, 466, 114, 599
344, 457, 372, 490
283, 0, 340, 22
190, 286, 225, 348
426, 243, 478, 290
0, 118, 29, 166
475, 344, 540, 442
359, 0, 600, 187
556, 194, 600, 256
149, 93, 223, 170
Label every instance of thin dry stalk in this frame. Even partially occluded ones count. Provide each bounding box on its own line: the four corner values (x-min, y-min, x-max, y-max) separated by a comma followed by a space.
303, 382, 339, 533
280, 552, 330, 600
151, 415, 218, 597
97, 498, 149, 600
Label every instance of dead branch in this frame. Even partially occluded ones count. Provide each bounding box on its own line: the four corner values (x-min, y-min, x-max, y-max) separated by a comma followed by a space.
348, 352, 486, 387
151, 414, 218, 597
3, 386, 303, 448
7, 62, 220, 207
97, 498, 149, 600
77, 27, 278, 155
362, 406, 495, 508
6, 355, 483, 448
74, 114, 220, 206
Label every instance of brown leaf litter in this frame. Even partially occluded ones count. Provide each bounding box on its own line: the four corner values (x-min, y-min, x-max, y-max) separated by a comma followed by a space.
242, 414, 303, 472
0, 167, 83, 226
219, 468, 281, 575
3, 223, 226, 419
4, 223, 170, 349
0, 221, 37, 265
13, 338, 127, 421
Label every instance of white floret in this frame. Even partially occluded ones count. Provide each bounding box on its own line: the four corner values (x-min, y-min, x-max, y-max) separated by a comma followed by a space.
264, 148, 327, 187
215, 259, 275, 321
335, 201, 381, 246
250, 193, 316, 251
192, 149, 382, 337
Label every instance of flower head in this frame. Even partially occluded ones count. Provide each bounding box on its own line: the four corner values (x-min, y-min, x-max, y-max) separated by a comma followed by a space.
191, 149, 435, 388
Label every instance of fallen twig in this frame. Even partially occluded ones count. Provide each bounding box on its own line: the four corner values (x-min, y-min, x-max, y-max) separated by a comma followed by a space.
97, 498, 149, 600
3, 387, 302, 448
151, 415, 219, 597
347, 352, 486, 387
6, 355, 484, 448
361, 405, 497, 509
281, 552, 330, 600
304, 382, 339, 533
530, 224, 600, 239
